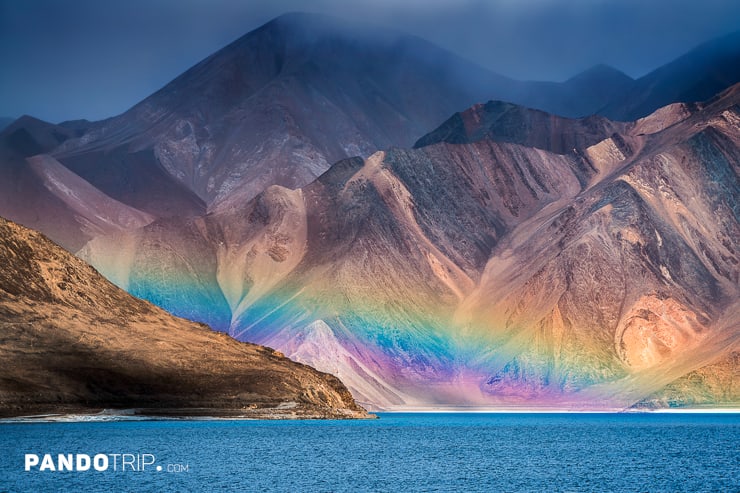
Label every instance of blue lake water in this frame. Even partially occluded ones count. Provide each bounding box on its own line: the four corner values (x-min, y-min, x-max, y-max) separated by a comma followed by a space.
1, 413, 738, 492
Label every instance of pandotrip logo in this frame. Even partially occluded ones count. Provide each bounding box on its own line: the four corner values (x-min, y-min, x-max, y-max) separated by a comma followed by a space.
24, 453, 190, 473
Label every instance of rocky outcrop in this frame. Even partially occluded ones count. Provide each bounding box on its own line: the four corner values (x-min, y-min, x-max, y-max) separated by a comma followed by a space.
414, 100, 628, 153
0, 216, 369, 419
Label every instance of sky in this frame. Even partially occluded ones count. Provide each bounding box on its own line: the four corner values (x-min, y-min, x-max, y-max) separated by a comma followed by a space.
1, 0, 738, 123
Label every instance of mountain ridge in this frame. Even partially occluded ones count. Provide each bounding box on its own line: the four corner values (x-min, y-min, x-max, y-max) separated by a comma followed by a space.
71, 85, 739, 409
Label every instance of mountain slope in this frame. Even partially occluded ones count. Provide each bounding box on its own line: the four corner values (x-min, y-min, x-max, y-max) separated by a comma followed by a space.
0, 216, 368, 418
227, 85, 740, 408
50, 13, 521, 210
81, 86, 739, 409
41, 13, 657, 215
601, 30, 740, 120
0, 116, 95, 251
414, 100, 628, 154
0, 117, 168, 253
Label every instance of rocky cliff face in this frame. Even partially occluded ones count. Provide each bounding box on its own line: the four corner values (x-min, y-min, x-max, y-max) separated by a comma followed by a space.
75, 86, 738, 410
225, 88, 740, 407
0, 216, 369, 418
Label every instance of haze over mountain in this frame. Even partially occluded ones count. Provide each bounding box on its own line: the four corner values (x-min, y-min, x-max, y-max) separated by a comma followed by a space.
0, 216, 368, 418
0, 118, 14, 132
35, 13, 726, 215
49, 13, 519, 211
0, 13, 738, 410
5, 0, 740, 123
2, 15, 737, 229
601, 30, 740, 121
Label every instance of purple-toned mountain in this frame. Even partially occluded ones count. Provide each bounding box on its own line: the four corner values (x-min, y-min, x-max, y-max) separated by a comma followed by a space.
0, 116, 104, 251
0, 115, 202, 252
41, 12, 691, 213
79, 86, 739, 409
49, 13, 519, 210
4, 16, 737, 229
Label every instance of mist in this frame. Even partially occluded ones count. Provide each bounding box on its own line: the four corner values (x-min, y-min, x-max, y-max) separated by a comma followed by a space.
1, 0, 738, 122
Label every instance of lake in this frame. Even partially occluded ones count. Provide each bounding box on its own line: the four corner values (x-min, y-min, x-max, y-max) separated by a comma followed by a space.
1, 413, 738, 492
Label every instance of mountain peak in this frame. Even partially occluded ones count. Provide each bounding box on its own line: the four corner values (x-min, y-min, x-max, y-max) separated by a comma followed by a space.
566, 64, 634, 85
600, 29, 740, 120
53, 12, 513, 208
414, 99, 626, 154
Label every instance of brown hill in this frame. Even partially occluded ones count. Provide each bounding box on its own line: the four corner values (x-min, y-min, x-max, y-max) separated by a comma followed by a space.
0, 216, 368, 419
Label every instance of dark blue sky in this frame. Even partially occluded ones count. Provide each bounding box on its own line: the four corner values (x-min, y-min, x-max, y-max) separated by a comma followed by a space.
1, 0, 739, 123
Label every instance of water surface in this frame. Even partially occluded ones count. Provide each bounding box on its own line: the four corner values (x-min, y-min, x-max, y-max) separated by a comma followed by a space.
1, 413, 738, 492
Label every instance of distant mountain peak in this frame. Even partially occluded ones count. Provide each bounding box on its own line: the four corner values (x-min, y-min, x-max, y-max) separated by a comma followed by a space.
566, 64, 634, 85
600, 29, 740, 120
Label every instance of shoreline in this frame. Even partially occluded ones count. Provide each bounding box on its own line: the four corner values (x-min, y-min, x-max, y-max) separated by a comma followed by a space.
2, 407, 737, 423
0, 406, 375, 423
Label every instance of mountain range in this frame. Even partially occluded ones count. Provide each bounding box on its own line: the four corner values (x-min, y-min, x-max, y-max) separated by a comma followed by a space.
0, 13, 737, 411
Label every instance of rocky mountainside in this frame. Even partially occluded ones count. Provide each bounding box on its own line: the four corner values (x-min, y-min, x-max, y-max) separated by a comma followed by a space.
0, 216, 369, 418
0, 115, 199, 253
2, 15, 737, 242
34, 14, 736, 216
74, 85, 739, 410
47, 13, 519, 211
229, 86, 740, 409
0, 13, 643, 253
